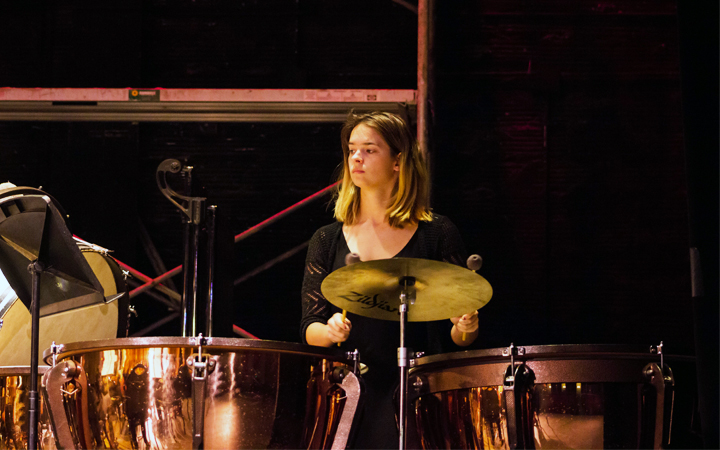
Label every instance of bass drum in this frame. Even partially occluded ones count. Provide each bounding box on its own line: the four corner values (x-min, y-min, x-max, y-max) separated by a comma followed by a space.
408, 344, 679, 450
41, 337, 362, 450
78, 245, 130, 338
0, 366, 55, 450
0, 247, 129, 366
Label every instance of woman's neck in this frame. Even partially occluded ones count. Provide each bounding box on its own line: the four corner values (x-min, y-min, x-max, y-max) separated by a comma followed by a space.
357, 187, 393, 226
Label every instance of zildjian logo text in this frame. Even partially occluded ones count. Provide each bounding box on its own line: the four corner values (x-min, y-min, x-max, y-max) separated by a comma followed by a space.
339, 292, 398, 313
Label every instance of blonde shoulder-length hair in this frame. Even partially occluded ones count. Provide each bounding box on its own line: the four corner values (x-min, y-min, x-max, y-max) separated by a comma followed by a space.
334, 111, 433, 228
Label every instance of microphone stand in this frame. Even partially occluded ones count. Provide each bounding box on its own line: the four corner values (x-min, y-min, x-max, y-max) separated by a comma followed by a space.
156, 159, 207, 337
27, 260, 43, 450
205, 205, 217, 336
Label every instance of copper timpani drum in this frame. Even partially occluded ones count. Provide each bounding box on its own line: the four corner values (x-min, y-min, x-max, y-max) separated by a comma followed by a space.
0, 366, 55, 450
42, 337, 361, 450
407, 344, 676, 450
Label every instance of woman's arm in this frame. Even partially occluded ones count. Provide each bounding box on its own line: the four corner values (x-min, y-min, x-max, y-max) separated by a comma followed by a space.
300, 228, 332, 343
301, 225, 352, 346
434, 216, 481, 346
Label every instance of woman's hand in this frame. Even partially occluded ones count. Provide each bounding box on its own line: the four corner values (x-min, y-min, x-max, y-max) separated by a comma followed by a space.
305, 313, 352, 347
451, 311, 479, 333
450, 311, 479, 346
327, 312, 352, 344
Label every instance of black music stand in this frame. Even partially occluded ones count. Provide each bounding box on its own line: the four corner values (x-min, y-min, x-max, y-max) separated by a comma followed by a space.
0, 189, 106, 450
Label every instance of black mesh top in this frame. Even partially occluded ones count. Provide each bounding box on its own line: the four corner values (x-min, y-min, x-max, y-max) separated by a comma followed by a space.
300, 214, 468, 361
300, 214, 468, 448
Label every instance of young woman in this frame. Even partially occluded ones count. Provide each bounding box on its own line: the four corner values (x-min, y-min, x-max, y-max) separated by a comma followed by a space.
300, 111, 479, 448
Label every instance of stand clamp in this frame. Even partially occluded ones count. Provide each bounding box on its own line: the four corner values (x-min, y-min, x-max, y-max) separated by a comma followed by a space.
346, 349, 361, 375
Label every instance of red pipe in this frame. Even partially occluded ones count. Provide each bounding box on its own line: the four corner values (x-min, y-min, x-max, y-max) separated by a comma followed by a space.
127, 263, 182, 299
235, 181, 339, 243
233, 324, 260, 340
125, 181, 339, 299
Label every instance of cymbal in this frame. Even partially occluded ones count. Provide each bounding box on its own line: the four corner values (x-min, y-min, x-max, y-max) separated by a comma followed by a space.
321, 258, 492, 322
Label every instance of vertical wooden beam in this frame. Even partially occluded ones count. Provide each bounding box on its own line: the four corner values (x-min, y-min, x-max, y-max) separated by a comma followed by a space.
417, 0, 435, 192
677, 2, 719, 448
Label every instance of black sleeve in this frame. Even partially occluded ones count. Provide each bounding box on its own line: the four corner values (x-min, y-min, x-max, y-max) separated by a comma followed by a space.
300, 226, 335, 344
426, 215, 471, 354
434, 215, 468, 267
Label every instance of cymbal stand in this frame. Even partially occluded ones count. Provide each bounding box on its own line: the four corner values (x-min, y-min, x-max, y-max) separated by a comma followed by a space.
205, 205, 217, 336
397, 276, 416, 450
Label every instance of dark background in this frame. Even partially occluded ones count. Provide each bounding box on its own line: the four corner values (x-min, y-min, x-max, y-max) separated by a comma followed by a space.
0, 2, 717, 440
0, 0, 699, 344
0, 0, 718, 442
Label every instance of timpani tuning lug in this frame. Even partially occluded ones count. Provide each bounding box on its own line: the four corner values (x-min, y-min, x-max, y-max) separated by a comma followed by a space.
43, 360, 93, 449
50, 341, 63, 367
642, 344, 676, 449
502, 343, 526, 373
503, 344, 533, 450
650, 340, 665, 369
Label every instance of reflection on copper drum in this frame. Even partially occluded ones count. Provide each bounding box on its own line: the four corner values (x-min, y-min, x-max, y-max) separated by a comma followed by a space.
407, 344, 677, 449
41, 337, 361, 450
0, 366, 56, 450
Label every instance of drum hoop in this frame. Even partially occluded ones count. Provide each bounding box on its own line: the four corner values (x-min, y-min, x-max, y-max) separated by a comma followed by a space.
0, 365, 50, 375
43, 337, 351, 364
411, 344, 683, 369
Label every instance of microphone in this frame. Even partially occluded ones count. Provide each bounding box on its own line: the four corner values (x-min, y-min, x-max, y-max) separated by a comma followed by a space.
467, 254, 482, 271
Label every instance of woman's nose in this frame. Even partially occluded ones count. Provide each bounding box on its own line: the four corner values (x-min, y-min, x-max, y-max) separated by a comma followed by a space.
351, 149, 362, 161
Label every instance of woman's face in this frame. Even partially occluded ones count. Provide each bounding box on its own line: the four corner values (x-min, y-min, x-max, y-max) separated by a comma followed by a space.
347, 124, 399, 191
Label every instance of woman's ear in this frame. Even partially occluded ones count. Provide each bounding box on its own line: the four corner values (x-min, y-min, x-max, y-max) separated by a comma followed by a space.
394, 153, 401, 171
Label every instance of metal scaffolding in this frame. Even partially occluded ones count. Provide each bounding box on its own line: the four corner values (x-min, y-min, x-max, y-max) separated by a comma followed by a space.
0, 0, 434, 338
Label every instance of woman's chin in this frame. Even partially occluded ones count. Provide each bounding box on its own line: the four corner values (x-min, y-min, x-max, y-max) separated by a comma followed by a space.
350, 176, 366, 188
